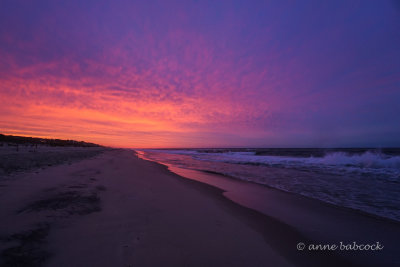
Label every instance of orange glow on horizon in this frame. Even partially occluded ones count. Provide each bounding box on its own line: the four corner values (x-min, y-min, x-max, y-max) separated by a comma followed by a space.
0, 70, 270, 148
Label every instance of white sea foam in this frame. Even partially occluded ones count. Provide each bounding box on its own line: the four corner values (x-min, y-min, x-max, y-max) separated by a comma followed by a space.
150, 149, 400, 173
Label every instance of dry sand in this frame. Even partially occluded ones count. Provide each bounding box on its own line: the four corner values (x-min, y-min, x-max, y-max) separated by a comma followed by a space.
0, 148, 398, 266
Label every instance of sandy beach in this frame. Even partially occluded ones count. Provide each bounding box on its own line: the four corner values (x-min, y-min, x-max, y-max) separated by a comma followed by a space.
0, 148, 399, 266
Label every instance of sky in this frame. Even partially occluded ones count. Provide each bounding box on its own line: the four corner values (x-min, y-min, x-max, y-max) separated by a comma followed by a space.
0, 0, 399, 148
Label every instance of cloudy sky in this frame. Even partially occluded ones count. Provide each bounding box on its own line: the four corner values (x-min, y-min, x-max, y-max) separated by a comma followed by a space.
0, 0, 399, 147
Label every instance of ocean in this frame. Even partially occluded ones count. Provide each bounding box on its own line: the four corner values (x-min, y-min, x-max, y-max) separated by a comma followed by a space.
136, 148, 400, 222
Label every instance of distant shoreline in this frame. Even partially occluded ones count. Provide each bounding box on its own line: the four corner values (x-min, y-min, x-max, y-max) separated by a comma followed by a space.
0, 134, 102, 147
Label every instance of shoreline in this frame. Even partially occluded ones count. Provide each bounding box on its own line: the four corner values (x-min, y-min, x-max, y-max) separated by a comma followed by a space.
0, 148, 398, 266
188, 166, 400, 225
137, 150, 400, 266
136, 150, 400, 225
139, 153, 354, 266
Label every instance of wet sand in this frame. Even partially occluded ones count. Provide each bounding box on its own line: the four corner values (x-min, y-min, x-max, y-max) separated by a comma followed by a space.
0, 149, 398, 266
163, 165, 400, 266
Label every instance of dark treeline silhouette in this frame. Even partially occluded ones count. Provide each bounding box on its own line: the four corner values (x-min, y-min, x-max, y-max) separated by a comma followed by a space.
0, 134, 102, 147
